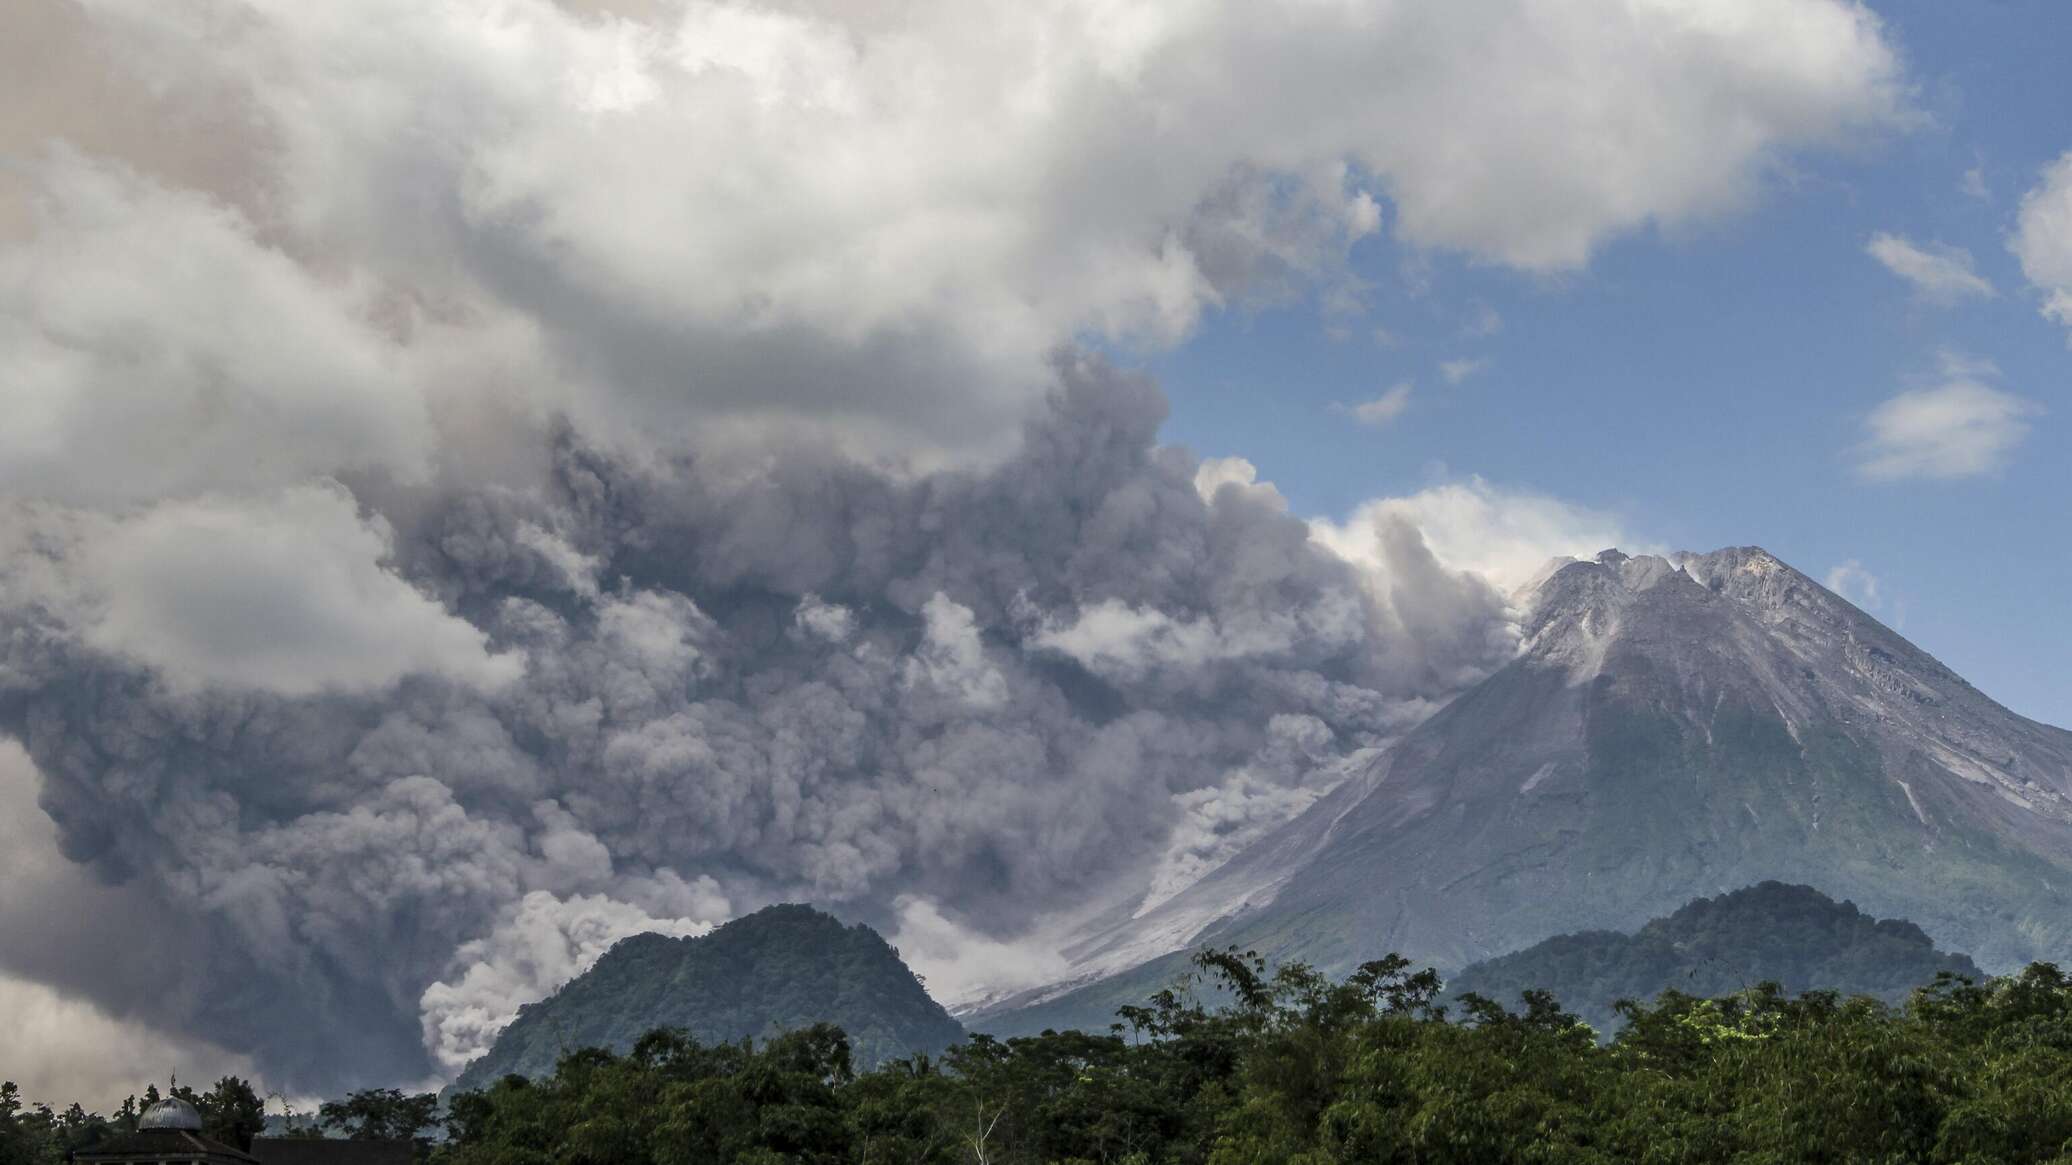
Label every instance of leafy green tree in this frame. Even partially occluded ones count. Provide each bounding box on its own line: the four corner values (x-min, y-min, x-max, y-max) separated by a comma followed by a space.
24, 948, 2072, 1164
320, 1088, 441, 1144
166, 1076, 266, 1150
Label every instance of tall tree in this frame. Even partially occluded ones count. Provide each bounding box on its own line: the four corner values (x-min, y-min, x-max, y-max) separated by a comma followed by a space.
319, 1088, 440, 1144
196, 1077, 267, 1151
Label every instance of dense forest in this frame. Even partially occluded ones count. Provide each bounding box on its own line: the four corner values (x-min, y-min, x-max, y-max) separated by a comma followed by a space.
13, 947, 2072, 1164
1447, 880, 1985, 1036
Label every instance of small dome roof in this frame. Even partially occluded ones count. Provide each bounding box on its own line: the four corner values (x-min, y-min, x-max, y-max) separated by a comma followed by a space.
139, 1096, 204, 1131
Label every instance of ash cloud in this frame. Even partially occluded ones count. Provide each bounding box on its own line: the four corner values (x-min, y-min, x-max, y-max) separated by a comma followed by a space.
0, 363, 1519, 1088
0, 0, 1904, 1093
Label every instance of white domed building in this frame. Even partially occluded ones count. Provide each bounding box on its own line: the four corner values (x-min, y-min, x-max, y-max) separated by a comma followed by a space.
71, 1096, 257, 1165
71, 1095, 414, 1165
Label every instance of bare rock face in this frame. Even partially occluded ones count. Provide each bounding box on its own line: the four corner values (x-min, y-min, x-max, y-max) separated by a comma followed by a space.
976, 547, 2072, 1035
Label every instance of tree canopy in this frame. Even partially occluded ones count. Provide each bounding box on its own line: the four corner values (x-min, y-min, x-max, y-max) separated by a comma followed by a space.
14, 951, 2072, 1164
436, 951, 2072, 1163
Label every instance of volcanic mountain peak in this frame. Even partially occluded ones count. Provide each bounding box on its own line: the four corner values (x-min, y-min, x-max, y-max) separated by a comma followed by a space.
976, 544, 2072, 1035
1523, 545, 1817, 634
1529, 545, 2068, 820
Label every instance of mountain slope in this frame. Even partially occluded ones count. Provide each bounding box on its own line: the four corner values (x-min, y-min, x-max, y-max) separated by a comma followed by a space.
976, 547, 2072, 1034
1447, 881, 1983, 1035
452, 904, 964, 1091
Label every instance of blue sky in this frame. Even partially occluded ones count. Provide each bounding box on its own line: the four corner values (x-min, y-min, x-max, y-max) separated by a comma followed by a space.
1148, 0, 2071, 726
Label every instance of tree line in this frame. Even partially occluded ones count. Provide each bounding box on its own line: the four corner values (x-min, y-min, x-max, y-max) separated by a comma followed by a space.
0, 1075, 437, 1162
11, 949, 2072, 1163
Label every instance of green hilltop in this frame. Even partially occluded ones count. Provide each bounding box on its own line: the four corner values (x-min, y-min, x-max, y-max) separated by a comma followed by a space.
450, 904, 963, 1092
1448, 880, 1983, 1036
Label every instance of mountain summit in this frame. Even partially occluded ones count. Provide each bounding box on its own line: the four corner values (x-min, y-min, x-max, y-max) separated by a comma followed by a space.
452, 904, 963, 1091
1448, 880, 1984, 1036
978, 547, 2072, 1034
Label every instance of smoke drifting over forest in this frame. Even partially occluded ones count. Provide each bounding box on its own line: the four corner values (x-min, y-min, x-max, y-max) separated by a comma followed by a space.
0, 0, 1902, 1091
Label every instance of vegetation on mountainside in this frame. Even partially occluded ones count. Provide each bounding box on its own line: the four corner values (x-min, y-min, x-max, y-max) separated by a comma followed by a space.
15, 948, 2072, 1163
452, 904, 966, 1091
1447, 880, 1984, 1036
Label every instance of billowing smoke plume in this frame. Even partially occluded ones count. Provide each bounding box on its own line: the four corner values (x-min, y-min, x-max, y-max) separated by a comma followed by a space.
0, 0, 1900, 1092
0, 364, 1516, 1086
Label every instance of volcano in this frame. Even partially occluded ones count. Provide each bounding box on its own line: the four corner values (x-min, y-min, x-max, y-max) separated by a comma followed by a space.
976, 547, 2072, 1034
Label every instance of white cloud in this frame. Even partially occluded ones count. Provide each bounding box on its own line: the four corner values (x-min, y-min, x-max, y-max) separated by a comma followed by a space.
0, 151, 440, 505
793, 594, 857, 643
1440, 357, 1490, 385
2013, 152, 2072, 336
418, 888, 722, 1075
1314, 477, 1639, 594
1824, 559, 1883, 610
1460, 303, 1505, 339
1961, 166, 1989, 201
1345, 383, 1415, 427
1029, 598, 1310, 684
15, 0, 1906, 466
1191, 456, 1285, 508
903, 592, 1009, 710
886, 896, 1069, 1011
72, 486, 524, 695
1856, 363, 2042, 481
1866, 232, 1996, 302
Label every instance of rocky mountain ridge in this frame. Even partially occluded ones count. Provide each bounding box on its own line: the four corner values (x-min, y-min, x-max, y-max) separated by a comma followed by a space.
972, 546, 2072, 1036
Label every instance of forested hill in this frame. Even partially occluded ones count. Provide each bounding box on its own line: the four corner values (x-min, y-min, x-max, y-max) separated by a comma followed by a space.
451, 905, 964, 1091
1448, 881, 1983, 1035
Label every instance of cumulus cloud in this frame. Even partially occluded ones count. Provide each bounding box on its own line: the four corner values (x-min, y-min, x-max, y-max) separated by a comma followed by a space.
0, 151, 439, 505
1856, 359, 2042, 481
5, 486, 525, 696
1191, 457, 1284, 508
1344, 383, 1415, 427
1314, 477, 1640, 594
902, 594, 1010, 711
1866, 232, 1996, 303
2013, 152, 2072, 335
1824, 559, 1883, 611
5, 0, 1902, 463
0, 0, 1895, 1095
1439, 358, 1490, 386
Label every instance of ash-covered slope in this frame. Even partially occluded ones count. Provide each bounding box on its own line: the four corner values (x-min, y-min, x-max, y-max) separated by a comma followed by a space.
976, 547, 2072, 1035
452, 904, 963, 1091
